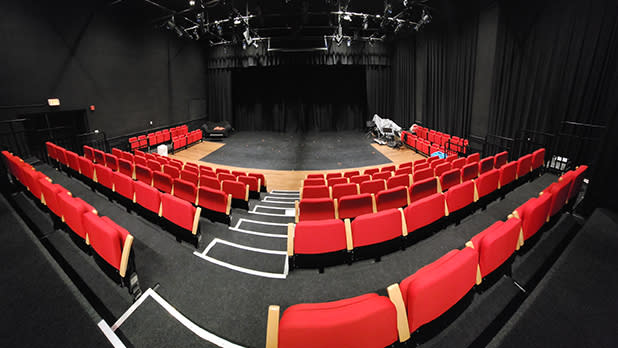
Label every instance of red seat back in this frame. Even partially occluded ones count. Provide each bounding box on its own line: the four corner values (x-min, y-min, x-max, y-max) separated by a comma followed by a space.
479, 156, 494, 175
94, 164, 113, 189
337, 193, 374, 219
84, 213, 129, 271
531, 148, 545, 171
331, 183, 359, 200
440, 169, 462, 192
516, 154, 533, 178
238, 175, 260, 192
197, 186, 229, 214
118, 158, 134, 178
219, 173, 236, 182
57, 193, 94, 241
298, 198, 336, 221
78, 157, 94, 180
327, 177, 348, 187
135, 164, 153, 185
351, 208, 404, 247
372, 171, 392, 181
173, 178, 197, 204
325, 172, 342, 179
475, 169, 500, 198
222, 180, 248, 201
349, 174, 371, 185
180, 170, 199, 186
433, 163, 451, 178
359, 179, 386, 195
293, 219, 346, 254
364, 168, 380, 176
163, 164, 180, 179
161, 193, 196, 231
499, 162, 518, 187
134, 180, 161, 214
302, 185, 330, 199
199, 176, 221, 190
112, 171, 134, 200
404, 193, 445, 233
409, 177, 439, 203
445, 180, 475, 213
413, 168, 433, 183
515, 193, 552, 241
153, 171, 173, 193
471, 218, 521, 278
494, 151, 508, 169
387, 174, 410, 189
461, 163, 479, 182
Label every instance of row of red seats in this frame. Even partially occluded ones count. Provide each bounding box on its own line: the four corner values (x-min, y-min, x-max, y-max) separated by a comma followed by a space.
172, 129, 202, 152
295, 149, 545, 222
128, 124, 190, 151
2, 150, 138, 289
266, 165, 588, 348
46, 143, 206, 246
406, 125, 470, 155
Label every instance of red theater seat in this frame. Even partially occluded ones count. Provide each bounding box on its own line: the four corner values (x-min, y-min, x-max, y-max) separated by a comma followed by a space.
291, 219, 347, 255
198, 186, 231, 215
327, 177, 348, 187
409, 177, 439, 204
160, 193, 201, 236
93, 149, 105, 164
83, 212, 134, 277
147, 159, 161, 173
173, 178, 197, 204
248, 172, 267, 191
296, 198, 336, 222
494, 151, 508, 169
413, 168, 433, 183
394, 167, 413, 176
184, 162, 199, 172
381, 165, 396, 173
135, 164, 153, 186
94, 164, 113, 190
461, 163, 479, 182
475, 169, 500, 199
469, 218, 521, 282
302, 185, 330, 199
514, 193, 553, 243
479, 156, 494, 175
444, 181, 475, 214
66, 151, 81, 173
238, 175, 260, 193
499, 161, 518, 187
118, 159, 134, 178
343, 170, 360, 179
542, 178, 572, 218
376, 186, 409, 211
387, 174, 411, 189
276, 293, 399, 348
451, 157, 466, 170
414, 162, 430, 172
359, 179, 386, 195
180, 170, 199, 187
83, 145, 95, 162
531, 148, 545, 171
57, 193, 95, 242
364, 168, 380, 176
219, 173, 236, 182
199, 176, 221, 190
153, 171, 173, 193
440, 169, 462, 192
332, 183, 359, 200
399, 162, 413, 169
111, 148, 123, 158
566, 165, 588, 203
349, 175, 371, 185
467, 153, 480, 164
163, 164, 180, 179
325, 172, 342, 180
39, 179, 68, 217
112, 171, 135, 200
306, 173, 324, 179
337, 193, 375, 219
403, 193, 446, 233
372, 171, 392, 181
222, 180, 249, 202
516, 154, 533, 179
350, 208, 405, 248
216, 168, 230, 175
134, 180, 161, 214
134, 156, 147, 167
303, 178, 326, 186
400, 247, 478, 332
433, 163, 451, 178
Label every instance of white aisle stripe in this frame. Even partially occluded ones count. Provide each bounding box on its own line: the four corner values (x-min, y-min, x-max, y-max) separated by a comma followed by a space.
111, 288, 246, 348
98, 320, 126, 348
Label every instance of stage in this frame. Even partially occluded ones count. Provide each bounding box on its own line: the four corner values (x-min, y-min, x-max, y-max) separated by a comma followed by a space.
171, 131, 422, 190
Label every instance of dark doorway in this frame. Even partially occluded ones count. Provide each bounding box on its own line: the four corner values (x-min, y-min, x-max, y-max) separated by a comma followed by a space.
21, 109, 88, 160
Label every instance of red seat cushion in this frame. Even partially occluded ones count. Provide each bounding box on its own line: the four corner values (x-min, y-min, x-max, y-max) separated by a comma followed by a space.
351, 208, 403, 247
471, 218, 521, 278
400, 247, 478, 332
298, 198, 336, 221
134, 180, 161, 214
338, 193, 374, 219
293, 219, 346, 254
279, 293, 398, 348
404, 193, 445, 233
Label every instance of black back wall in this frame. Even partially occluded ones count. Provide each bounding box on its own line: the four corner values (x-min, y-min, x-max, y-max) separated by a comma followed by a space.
0, 0, 206, 137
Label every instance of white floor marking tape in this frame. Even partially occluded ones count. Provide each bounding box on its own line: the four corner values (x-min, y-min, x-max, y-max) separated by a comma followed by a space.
250, 205, 295, 217
98, 320, 126, 348
229, 226, 288, 239
267, 192, 300, 197
111, 288, 246, 348
193, 238, 288, 279
270, 190, 299, 193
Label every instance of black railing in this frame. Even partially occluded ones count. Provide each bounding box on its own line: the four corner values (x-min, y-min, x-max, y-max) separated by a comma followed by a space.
482, 134, 516, 161
551, 121, 606, 173
0, 119, 30, 158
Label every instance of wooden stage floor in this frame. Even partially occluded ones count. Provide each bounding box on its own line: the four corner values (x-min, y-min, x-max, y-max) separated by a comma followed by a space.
170, 138, 425, 190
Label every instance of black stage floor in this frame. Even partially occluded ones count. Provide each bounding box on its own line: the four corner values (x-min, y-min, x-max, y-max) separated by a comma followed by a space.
200, 131, 391, 170
6, 160, 587, 348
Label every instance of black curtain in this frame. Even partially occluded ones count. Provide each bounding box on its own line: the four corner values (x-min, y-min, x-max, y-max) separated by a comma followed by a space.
489, 0, 618, 138
415, 15, 478, 137
231, 65, 366, 132
391, 39, 416, 128
365, 65, 392, 119
205, 69, 232, 123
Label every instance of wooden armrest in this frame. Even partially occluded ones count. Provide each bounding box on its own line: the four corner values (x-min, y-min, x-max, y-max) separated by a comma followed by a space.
119, 234, 134, 278
398, 208, 408, 237
266, 305, 280, 348
294, 201, 299, 223
387, 284, 410, 343
226, 194, 232, 215
371, 194, 377, 213
444, 197, 449, 217
245, 184, 250, 201
287, 223, 295, 256
344, 219, 353, 251
473, 181, 479, 202
334, 198, 339, 220
192, 207, 202, 235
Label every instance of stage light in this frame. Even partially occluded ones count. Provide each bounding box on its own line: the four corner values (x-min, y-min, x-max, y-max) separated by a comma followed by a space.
346, 38, 351, 47
342, 13, 352, 21
403, 0, 408, 6
216, 23, 223, 36
362, 15, 369, 30
189, 0, 195, 6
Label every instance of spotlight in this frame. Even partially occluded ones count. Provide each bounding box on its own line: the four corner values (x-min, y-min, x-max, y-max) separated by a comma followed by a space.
346, 38, 351, 47
242, 41, 247, 49
403, 0, 408, 6
233, 17, 242, 25
342, 13, 352, 22
189, 0, 195, 6
216, 23, 223, 36
362, 15, 369, 30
